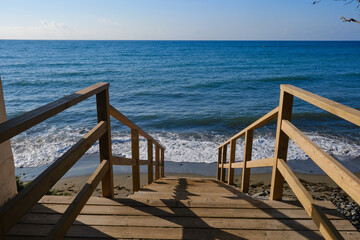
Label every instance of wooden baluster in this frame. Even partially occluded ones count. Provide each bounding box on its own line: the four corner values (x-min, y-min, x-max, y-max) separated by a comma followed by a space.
270, 89, 294, 200
96, 88, 114, 198
221, 145, 227, 182
131, 129, 140, 192
161, 148, 165, 178
228, 139, 236, 185
217, 148, 222, 180
147, 140, 153, 184
155, 145, 160, 180
241, 130, 253, 193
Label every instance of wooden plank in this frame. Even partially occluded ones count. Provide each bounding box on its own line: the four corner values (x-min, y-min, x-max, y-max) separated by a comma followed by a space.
47, 160, 109, 239
277, 158, 344, 240
282, 84, 360, 127
217, 148, 222, 180
218, 107, 278, 148
112, 156, 136, 166
221, 145, 227, 182
11, 224, 353, 240
227, 139, 236, 185
0, 121, 106, 235
30, 203, 344, 219
148, 140, 153, 184
246, 157, 273, 168
132, 191, 240, 197
112, 157, 150, 166
230, 159, 273, 169
96, 88, 114, 198
139, 187, 238, 193
131, 129, 140, 192
270, 89, 293, 200
0, 82, 108, 145
38, 195, 308, 209
230, 162, 243, 168
155, 145, 160, 180
0, 77, 17, 208
161, 148, 165, 178
277, 159, 316, 214
282, 120, 360, 205
139, 159, 149, 165
16, 214, 355, 231
109, 105, 165, 149
241, 130, 253, 193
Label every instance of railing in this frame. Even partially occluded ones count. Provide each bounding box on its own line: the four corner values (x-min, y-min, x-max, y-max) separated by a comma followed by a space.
109, 105, 165, 192
217, 84, 360, 240
0, 83, 165, 239
217, 107, 278, 192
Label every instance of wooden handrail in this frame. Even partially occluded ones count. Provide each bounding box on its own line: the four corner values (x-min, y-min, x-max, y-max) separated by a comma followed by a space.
281, 119, 360, 204
112, 156, 151, 166
218, 157, 273, 169
217, 107, 278, 149
0, 82, 166, 238
109, 104, 165, 149
216, 84, 359, 239
48, 159, 110, 239
113, 156, 137, 166
110, 105, 166, 192
217, 107, 278, 189
0, 82, 109, 144
277, 158, 343, 240
0, 121, 107, 234
282, 84, 360, 127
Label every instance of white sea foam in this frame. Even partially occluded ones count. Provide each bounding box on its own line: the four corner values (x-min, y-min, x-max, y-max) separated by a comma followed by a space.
11, 126, 360, 168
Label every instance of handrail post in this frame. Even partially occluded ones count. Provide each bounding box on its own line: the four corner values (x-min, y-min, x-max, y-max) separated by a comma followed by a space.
221, 145, 227, 182
96, 88, 114, 198
228, 140, 236, 185
270, 89, 294, 200
160, 148, 165, 178
241, 130, 253, 193
147, 140, 153, 184
217, 148, 222, 180
131, 129, 140, 192
155, 145, 160, 180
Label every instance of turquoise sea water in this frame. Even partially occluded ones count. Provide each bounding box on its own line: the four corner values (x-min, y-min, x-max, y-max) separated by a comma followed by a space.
0, 40, 359, 171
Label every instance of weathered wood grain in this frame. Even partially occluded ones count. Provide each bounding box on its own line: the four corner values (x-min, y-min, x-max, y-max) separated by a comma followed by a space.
0, 82, 108, 144
282, 84, 360, 127
282, 120, 360, 205
47, 160, 109, 239
0, 121, 106, 235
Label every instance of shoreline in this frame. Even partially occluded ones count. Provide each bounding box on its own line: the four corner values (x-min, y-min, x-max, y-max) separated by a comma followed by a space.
15, 153, 360, 182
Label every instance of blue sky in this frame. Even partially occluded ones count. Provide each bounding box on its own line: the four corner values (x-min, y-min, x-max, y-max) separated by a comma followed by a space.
1, 0, 359, 40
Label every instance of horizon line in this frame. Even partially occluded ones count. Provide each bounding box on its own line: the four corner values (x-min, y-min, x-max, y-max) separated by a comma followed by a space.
1, 39, 360, 41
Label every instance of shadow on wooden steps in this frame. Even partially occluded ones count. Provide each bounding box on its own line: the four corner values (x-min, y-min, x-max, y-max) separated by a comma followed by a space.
7, 177, 359, 239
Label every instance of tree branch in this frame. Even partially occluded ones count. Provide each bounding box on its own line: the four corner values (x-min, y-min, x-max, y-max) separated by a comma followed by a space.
341, 16, 360, 23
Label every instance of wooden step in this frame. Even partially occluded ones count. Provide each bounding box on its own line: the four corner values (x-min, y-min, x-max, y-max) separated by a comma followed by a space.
6, 177, 359, 240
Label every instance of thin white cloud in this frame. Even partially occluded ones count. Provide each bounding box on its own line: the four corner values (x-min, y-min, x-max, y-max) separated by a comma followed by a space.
0, 21, 73, 39
97, 18, 121, 26
40, 21, 72, 33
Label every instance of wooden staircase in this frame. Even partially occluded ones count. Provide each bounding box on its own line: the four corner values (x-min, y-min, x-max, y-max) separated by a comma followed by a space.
6, 177, 360, 239
1, 83, 360, 239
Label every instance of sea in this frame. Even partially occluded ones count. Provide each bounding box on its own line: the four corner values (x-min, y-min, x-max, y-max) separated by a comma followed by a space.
0, 40, 359, 178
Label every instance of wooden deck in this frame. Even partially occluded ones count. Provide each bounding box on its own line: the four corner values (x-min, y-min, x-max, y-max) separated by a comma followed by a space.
6, 177, 360, 239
